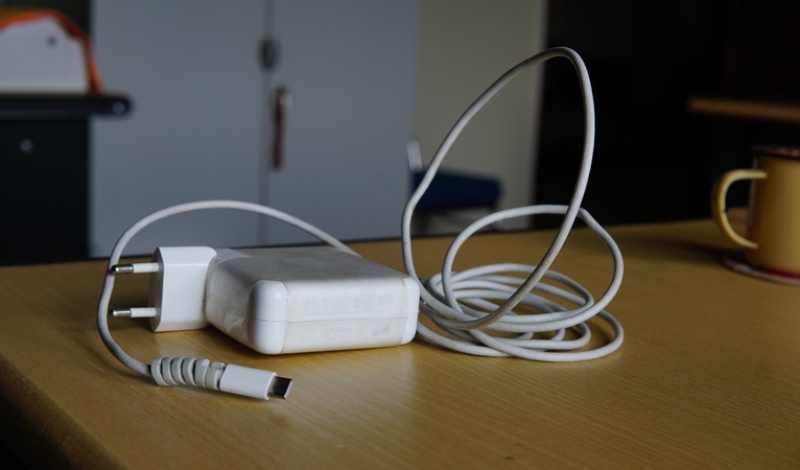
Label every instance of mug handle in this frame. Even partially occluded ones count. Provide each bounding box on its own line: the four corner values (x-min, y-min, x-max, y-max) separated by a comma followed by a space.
711, 169, 767, 249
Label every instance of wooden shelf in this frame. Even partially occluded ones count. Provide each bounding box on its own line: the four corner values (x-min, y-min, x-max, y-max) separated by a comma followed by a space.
688, 96, 800, 125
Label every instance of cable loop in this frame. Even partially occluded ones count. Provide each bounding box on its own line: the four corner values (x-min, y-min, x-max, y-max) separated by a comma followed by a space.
402, 47, 625, 361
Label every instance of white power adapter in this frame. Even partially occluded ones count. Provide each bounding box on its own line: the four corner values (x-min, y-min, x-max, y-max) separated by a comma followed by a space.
99, 48, 625, 401
205, 246, 419, 354
113, 245, 419, 355
101, 201, 423, 400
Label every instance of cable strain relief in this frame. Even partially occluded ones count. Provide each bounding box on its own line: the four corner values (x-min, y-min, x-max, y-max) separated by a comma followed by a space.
150, 357, 291, 400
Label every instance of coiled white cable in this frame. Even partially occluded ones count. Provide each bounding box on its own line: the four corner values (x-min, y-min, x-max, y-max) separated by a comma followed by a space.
401, 47, 624, 361
97, 47, 622, 399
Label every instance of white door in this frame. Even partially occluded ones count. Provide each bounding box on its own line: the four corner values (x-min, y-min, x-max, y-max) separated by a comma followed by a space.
90, 1, 267, 256
261, 1, 419, 245
90, 1, 418, 256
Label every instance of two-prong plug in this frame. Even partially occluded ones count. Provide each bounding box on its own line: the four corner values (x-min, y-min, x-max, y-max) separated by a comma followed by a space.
110, 246, 217, 331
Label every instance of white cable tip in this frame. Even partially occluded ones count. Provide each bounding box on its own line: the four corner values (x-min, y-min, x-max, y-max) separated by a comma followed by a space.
219, 364, 293, 400
151, 357, 292, 400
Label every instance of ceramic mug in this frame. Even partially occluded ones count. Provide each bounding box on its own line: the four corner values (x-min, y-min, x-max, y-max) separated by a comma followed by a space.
712, 145, 800, 276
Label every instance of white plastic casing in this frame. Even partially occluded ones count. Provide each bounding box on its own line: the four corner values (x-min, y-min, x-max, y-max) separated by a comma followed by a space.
148, 246, 218, 332
0, 17, 89, 93
204, 246, 420, 354
218, 364, 278, 400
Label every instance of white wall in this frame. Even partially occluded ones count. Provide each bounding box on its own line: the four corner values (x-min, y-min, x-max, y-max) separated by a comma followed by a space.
414, 0, 548, 231
262, 0, 419, 245
90, 1, 418, 256
90, 1, 543, 254
90, 1, 266, 256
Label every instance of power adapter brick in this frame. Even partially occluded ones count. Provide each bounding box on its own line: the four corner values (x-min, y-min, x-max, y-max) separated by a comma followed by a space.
98, 48, 625, 401
117, 245, 420, 355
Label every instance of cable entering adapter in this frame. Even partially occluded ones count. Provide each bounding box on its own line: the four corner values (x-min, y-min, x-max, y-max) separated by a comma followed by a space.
150, 357, 292, 400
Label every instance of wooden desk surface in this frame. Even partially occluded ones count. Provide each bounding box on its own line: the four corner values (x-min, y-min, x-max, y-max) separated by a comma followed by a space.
1, 219, 799, 468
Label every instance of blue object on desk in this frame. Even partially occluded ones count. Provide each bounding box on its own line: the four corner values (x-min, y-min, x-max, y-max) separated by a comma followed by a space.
407, 138, 502, 213
412, 169, 502, 211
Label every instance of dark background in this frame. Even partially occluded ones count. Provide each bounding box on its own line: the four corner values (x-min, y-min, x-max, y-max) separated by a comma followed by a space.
535, 0, 800, 227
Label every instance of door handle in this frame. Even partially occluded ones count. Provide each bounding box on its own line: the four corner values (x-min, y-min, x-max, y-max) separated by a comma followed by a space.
270, 86, 291, 171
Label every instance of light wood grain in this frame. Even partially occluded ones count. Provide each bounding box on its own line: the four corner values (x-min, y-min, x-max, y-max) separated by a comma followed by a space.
1, 219, 799, 468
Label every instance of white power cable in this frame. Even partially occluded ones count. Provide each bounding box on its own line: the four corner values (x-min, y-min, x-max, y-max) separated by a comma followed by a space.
96, 47, 623, 399
402, 47, 624, 361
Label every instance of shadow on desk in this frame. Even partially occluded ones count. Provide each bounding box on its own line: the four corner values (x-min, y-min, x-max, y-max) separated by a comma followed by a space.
611, 209, 747, 267
614, 230, 728, 263
0, 442, 24, 469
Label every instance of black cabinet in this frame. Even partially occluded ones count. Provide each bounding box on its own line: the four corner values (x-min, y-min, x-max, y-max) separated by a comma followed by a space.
0, 94, 129, 265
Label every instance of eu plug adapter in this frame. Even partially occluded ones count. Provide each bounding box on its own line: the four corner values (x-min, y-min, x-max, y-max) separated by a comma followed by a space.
113, 245, 420, 355
112, 246, 216, 331
149, 246, 217, 331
